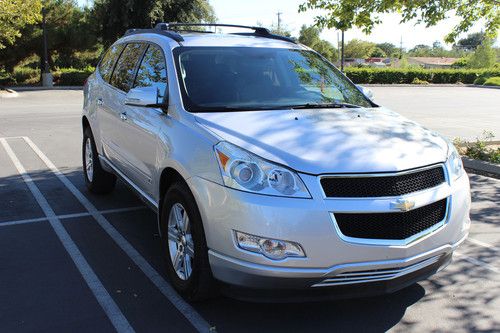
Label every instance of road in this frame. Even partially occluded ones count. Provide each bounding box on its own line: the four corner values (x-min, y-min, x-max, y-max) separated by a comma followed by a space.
371, 86, 500, 141
0, 88, 499, 332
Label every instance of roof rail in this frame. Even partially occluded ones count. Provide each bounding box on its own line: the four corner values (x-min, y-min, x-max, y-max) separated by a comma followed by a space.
155, 22, 296, 44
124, 28, 184, 42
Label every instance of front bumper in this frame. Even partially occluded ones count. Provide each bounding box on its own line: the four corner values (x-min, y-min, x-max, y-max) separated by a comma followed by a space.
187, 170, 470, 291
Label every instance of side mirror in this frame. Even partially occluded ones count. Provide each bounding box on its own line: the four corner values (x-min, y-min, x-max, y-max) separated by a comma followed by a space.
125, 86, 167, 108
356, 85, 374, 100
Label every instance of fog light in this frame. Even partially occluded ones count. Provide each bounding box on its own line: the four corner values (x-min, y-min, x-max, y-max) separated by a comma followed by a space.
235, 231, 305, 260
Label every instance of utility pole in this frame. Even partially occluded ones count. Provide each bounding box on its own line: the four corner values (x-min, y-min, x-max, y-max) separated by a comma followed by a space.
276, 12, 282, 34
399, 35, 403, 59
41, 7, 53, 87
341, 30, 345, 72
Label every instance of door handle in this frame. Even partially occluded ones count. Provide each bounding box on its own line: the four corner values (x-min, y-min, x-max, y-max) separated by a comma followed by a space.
97, 98, 103, 106
120, 112, 128, 121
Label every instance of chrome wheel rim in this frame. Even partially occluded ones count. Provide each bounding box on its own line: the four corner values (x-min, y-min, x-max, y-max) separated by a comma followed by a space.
167, 203, 194, 280
85, 138, 94, 182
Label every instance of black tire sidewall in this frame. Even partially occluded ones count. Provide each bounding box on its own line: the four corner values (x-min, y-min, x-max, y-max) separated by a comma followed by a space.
160, 182, 213, 299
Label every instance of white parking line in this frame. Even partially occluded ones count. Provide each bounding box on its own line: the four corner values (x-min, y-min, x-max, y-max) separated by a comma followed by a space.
22, 136, 212, 333
0, 206, 147, 228
467, 238, 500, 252
454, 251, 500, 273
0, 138, 134, 333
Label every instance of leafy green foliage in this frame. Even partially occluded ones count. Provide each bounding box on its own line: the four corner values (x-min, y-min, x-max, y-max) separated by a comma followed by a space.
92, 0, 216, 46
0, 0, 42, 49
299, 0, 500, 43
370, 47, 386, 58
375, 43, 399, 58
468, 39, 496, 69
454, 131, 500, 164
298, 25, 338, 62
454, 32, 486, 51
345, 68, 500, 84
343, 39, 375, 58
484, 76, 500, 86
451, 58, 469, 69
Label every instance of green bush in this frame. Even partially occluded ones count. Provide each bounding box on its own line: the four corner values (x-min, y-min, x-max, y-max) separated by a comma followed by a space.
13, 67, 40, 85
344, 68, 500, 84
54, 67, 95, 86
474, 76, 489, 85
483, 77, 500, 86
454, 131, 500, 164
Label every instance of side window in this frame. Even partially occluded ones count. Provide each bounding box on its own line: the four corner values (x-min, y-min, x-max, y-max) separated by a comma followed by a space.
98, 44, 125, 82
110, 43, 146, 92
133, 44, 168, 99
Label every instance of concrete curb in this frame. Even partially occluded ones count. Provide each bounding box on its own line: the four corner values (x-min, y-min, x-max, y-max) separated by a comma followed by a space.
462, 157, 500, 179
7, 86, 83, 91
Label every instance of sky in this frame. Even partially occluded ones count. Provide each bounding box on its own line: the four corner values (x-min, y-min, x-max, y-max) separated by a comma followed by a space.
78, 0, 497, 49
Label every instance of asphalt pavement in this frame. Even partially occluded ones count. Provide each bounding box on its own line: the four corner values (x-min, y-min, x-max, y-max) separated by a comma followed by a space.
0, 88, 499, 332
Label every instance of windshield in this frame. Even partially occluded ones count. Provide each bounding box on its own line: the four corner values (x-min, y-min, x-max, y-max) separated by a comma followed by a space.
173, 47, 373, 112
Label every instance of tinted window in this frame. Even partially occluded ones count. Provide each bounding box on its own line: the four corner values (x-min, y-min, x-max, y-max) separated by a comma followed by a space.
174, 47, 372, 112
134, 44, 168, 99
98, 44, 125, 82
110, 43, 146, 92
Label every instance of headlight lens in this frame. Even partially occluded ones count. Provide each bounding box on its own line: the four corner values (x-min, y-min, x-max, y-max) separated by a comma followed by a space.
446, 141, 464, 181
214, 141, 310, 198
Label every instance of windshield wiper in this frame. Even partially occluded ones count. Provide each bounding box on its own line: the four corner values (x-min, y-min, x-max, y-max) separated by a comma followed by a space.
289, 102, 361, 109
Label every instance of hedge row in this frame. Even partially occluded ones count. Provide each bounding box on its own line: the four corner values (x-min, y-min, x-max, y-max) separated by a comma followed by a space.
53, 67, 94, 86
345, 68, 500, 84
0, 67, 95, 86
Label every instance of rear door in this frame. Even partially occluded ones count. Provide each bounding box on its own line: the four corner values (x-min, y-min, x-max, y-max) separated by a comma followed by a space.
115, 43, 168, 197
99, 42, 147, 174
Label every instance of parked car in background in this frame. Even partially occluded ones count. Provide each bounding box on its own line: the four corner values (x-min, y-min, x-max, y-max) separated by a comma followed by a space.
82, 23, 471, 301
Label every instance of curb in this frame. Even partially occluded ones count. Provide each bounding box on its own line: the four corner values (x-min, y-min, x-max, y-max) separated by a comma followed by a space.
7, 86, 83, 91
462, 157, 500, 179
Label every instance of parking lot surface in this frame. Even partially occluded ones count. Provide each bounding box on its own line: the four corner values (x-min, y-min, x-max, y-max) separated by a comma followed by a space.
0, 89, 499, 332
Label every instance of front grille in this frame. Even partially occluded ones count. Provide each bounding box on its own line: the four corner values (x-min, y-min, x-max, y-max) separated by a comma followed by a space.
321, 166, 445, 198
334, 199, 447, 240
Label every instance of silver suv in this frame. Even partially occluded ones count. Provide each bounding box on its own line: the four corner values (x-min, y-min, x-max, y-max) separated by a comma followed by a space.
82, 23, 471, 301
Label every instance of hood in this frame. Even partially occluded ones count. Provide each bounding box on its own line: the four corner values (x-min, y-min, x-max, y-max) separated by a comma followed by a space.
195, 107, 448, 174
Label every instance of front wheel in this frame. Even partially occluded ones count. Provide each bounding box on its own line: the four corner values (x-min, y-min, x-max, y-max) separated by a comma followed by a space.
82, 127, 116, 194
161, 181, 217, 301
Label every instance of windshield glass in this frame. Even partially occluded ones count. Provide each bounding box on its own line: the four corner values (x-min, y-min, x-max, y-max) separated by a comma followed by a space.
173, 47, 373, 112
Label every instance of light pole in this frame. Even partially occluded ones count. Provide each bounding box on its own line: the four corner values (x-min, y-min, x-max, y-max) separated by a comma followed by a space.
340, 30, 345, 72
41, 7, 53, 87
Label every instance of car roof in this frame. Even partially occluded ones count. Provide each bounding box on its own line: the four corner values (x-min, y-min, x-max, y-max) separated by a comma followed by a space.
174, 32, 304, 49
119, 29, 306, 51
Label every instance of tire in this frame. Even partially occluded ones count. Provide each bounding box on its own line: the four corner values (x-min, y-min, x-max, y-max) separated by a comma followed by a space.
160, 181, 217, 301
82, 127, 116, 194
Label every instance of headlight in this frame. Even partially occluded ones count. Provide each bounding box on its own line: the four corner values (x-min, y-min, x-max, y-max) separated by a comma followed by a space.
214, 141, 311, 198
446, 141, 464, 181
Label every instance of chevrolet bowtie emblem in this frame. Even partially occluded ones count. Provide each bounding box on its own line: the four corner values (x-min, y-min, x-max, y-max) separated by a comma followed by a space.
391, 199, 415, 212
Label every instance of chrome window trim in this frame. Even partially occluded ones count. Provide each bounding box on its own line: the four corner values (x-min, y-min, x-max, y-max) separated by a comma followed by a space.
317, 163, 447, 200
329, 196, 450, 247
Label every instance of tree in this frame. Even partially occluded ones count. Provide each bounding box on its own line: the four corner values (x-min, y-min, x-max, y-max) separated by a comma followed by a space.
0, 0, 98, 71
376, 42, 398, 57
408, 44, 432, 57
92, 0, 216, 46
454, 32, 486, 51
0, 0, 42, 49
468, 39, 496, 68
370, 47, 386, 58
299, 0, 500, 43
298, 25, 338, 62
343, 39, 375, 58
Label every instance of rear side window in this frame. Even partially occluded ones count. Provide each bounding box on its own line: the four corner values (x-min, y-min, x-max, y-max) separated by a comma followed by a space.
110, 43, 146, 92
134, 44, 168, 99
98, 44, 125, 82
